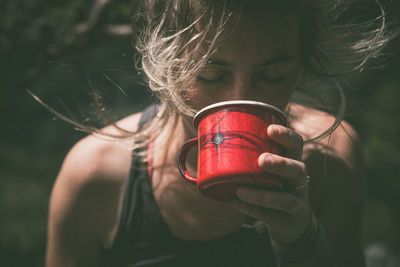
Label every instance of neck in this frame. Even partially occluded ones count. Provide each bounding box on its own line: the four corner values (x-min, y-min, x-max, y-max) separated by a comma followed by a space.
150, 113, 249, 241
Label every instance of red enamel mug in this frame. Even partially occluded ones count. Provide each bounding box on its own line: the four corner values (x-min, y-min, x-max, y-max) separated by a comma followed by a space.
177, 100, 287, 202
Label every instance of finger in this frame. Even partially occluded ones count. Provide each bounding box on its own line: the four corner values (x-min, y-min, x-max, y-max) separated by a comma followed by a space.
267, 124, 303, 159
232, 197, 292, 224
258, 153, 308, 189
236, 186, 301, 215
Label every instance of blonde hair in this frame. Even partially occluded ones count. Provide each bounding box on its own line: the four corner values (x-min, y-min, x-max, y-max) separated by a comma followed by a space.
34, 0, 394, 158
128, 0, 392, 151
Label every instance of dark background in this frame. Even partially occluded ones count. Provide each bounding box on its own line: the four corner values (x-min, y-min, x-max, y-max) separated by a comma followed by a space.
0, 0, 399, 266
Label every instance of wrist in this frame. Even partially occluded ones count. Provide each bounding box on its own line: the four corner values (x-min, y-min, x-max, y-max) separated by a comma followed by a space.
271, 213, 324, 265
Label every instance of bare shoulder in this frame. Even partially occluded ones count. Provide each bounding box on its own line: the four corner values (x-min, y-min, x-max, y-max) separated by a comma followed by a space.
288, 103, 363, 173
57, 111, 143, 193
46, 112, 143, 266
60, 112, 143, 184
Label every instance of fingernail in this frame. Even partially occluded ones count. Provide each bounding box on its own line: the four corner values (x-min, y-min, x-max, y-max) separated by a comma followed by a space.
271, 125, 280, 135
263, 155, 272, 165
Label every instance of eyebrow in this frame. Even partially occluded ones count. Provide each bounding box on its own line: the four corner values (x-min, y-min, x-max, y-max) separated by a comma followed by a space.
207, 56, 296, 67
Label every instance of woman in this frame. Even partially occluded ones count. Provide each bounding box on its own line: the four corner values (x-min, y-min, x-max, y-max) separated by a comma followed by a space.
45, 0, 392, 266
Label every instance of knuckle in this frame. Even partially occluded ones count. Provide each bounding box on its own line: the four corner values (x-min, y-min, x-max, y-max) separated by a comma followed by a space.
296, 132, 304, 146
274, 156, 288, 168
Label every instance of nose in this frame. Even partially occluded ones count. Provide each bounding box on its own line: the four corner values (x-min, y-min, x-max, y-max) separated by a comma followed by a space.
219, 74, 291, 110
226, 75, 255, 100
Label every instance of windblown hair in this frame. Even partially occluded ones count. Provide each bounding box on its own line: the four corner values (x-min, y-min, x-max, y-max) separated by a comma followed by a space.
34, 0, 393, 158
124, 0, 393, 153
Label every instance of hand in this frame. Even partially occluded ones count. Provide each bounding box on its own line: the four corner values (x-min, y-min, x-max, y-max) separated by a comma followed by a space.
232, 124, 312, 244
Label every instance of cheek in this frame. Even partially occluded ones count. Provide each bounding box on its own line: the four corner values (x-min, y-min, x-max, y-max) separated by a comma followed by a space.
274, 80, 298, 109
184, 71, 300, 111
253, 85, 295, 110
186, 84, 296, 111
268, 72, 300, 108
253, 75, 299, 109
185, 86, 223, 110
274, 85, 296, 109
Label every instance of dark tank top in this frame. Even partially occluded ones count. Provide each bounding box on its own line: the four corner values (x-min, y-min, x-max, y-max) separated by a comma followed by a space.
100, 105, 278, 267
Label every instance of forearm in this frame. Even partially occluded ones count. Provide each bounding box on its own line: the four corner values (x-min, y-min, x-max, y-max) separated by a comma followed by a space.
283, 234, 336, 267
273, 217, 366, 267
272, 214, 337, 267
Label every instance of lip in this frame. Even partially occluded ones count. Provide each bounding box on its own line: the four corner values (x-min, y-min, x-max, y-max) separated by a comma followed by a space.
193, 100, 287, 129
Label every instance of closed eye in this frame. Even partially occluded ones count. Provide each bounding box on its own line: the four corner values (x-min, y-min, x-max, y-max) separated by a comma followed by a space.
254, 60, 299, 84
256, 72, 287, 84
197, 69, 228, 84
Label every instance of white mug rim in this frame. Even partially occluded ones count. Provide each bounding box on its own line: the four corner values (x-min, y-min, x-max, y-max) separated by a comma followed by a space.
193, 100, 287, 129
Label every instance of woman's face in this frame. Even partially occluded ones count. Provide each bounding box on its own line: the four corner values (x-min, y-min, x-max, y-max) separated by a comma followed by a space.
187, 9, 302, 111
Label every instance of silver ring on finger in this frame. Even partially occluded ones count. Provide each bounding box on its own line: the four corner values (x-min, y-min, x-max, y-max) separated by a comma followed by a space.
295, 175, 311, 191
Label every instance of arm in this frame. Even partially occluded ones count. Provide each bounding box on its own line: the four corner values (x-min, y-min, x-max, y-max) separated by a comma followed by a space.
232, 121, 365, 267
46, 113, 140, 267
46, 138, 130, 267
46, 145, 102, 267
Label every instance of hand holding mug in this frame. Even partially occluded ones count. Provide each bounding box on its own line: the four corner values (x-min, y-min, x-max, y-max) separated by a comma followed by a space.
232, 124, 312, 244
177, 100, 287, 202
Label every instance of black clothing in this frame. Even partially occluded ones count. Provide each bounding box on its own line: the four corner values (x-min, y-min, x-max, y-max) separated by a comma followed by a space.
100, 105, 277, 267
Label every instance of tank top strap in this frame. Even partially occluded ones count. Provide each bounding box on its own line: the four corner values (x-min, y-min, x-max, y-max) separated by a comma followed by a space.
100, 104, 164, 266
120, 103, 160, 231
137, 104, 159, 180
138, 104, 159, 130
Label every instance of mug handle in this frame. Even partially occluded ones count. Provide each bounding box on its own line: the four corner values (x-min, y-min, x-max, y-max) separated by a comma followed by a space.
177, 138, 198, 184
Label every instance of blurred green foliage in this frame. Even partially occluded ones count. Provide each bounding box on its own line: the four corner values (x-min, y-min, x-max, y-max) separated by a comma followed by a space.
361, 78, 400, 248
0, 0, 399, 266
